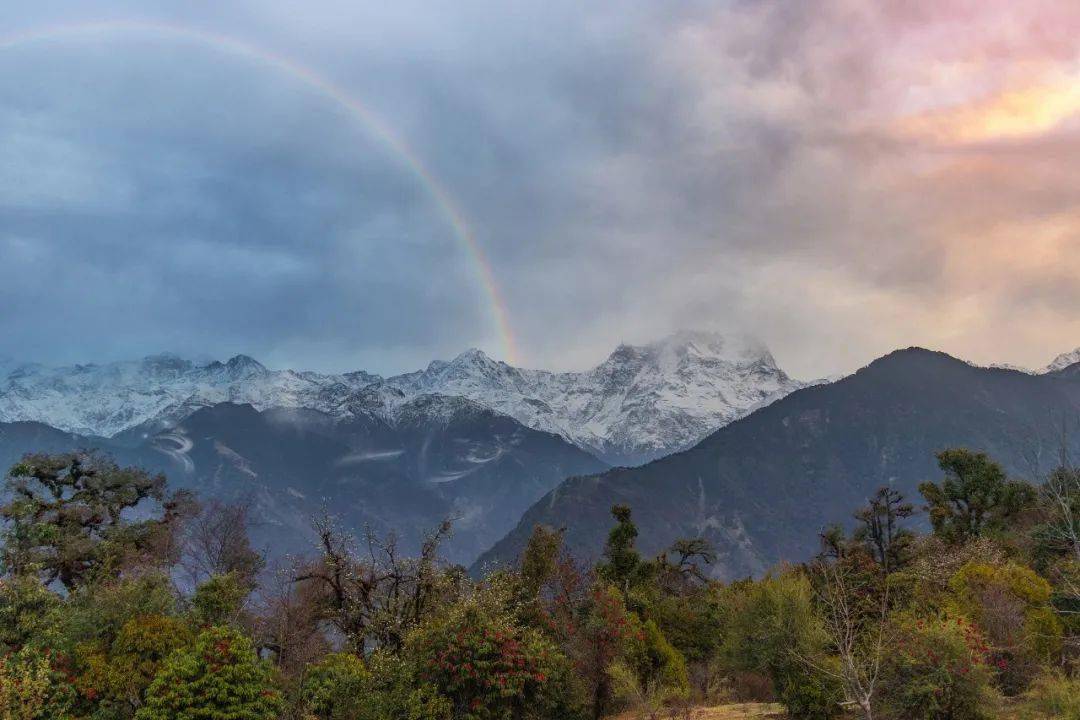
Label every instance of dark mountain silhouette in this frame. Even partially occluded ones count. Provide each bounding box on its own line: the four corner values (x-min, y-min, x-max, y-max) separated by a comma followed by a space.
475, 349, 1080, 579
0, 396, 607, 565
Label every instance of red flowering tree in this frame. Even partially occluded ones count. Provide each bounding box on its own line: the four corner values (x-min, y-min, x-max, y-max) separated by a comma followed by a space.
408, 583, 578, 720
878, 612, 997, 720
541, 560, 644, 720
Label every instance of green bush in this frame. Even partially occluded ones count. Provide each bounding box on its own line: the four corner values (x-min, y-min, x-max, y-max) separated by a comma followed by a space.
949, 562, 1064, 693
878, 612, 997, 720
135, 626, 282, 720
1019, 670, 1080, 720
719, 572, 842, 719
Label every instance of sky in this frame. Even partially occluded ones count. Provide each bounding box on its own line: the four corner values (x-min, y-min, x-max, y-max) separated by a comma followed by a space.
1, 0, 1079, 379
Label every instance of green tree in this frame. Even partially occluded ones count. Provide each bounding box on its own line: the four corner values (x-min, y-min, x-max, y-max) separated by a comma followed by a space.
919, 450, 1034, 544
0, 646, 76, 720
1, 453, 182, 590
596, 505, 651, 600
408, 584, 580, 720
135, 626, 282, 720
877, 612, 997, 720
720, 572, 843, 719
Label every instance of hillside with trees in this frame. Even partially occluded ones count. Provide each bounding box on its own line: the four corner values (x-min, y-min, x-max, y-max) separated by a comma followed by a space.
1, 445, 1080, 719
477, 349, 1080, 579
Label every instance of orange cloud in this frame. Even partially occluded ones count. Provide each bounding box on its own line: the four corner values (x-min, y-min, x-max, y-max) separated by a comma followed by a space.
896, 76, 1080, 144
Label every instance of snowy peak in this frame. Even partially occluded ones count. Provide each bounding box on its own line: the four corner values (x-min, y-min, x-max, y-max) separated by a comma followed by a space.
0, 332, 803, 465
1043, 348, 1080, 374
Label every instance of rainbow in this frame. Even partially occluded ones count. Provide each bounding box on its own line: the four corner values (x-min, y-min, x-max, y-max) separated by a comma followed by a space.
0, 19, 519, 364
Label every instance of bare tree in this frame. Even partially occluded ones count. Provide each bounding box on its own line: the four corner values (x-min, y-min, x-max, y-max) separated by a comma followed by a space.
809, 561, 890, 720
181, 497, 265, 587
293, 512, 455, 653
253, 564, 329, 679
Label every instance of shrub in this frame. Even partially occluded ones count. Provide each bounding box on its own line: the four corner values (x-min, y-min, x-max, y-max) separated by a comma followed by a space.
719, 572, 842, 719
626, 618, 688, 699
0, 576, 60, 653
135, 626, 282, 720
300, 652, 371, 720
408, 589, 582, 720
75, 614, 193, 716
1019, 670, 1080, 720
0, 647, 76, 720
949, 562, 1063, 693
878, 612, 997, 720
191, 573, 250, 627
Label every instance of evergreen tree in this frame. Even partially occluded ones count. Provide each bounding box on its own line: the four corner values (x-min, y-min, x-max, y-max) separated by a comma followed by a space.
596, 505, 651, 598
853, 486, 914, 572
918, 449, 1034, 544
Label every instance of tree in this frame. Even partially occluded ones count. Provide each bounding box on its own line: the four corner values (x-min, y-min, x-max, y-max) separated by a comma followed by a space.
596, 505, 651, 600
853, 487, 914, 573
720, 571, 843, 719
520, 525, 564, 599
919, 449, 1034, 544
294, 513, 455, 653
135, 626, 282, 720
0, 453, 182, 590
181, 498, 265, 588
811, 561, 890, 720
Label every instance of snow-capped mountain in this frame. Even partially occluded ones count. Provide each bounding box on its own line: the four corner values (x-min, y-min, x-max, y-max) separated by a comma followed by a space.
985, 347, 1080, 375
383, 331, 803, 464
0, 353, 378, 438
0, 331, 803, 464
1043, 348, 1080, 374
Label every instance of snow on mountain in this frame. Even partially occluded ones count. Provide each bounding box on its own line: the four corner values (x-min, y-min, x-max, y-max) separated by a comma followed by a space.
0, 353, 379, 438
0, 331, 804, 464
383, 330, 804, 464
1043, 348, 1080, 374
983, 348, 1080, 375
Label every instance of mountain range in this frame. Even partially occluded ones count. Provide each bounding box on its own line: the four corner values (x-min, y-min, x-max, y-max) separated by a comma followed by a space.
475, 348, 1080, 579
0, 330, 802, 465
2, 336, 1079, 571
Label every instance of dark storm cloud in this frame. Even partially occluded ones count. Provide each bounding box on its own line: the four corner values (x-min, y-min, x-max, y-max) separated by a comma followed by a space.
2, 1, 1079, 376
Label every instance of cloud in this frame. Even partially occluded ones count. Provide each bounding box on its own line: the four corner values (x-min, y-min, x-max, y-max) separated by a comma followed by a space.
0, 0, 1078, 377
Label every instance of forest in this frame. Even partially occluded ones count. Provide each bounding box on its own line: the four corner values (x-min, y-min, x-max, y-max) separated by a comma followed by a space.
0, 447, 1078, 720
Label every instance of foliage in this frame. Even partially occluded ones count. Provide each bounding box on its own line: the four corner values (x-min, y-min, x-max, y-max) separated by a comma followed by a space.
0, 646, 76, 720
596, 505, 653, 601
948, 562, 1063, 693
191, 572, 250, 627
0, 453, 177, 590
853, 486, 915, 572
408, 581, 581, 720
75, 614, 193, 717
1018, 670, 1080, 720
719, 571, 843, 719
919, 449, 1035, 544
298, 652, 371, 720
0, 576, 60, 652
877, 612, 997, 720
135, 626, 282, 720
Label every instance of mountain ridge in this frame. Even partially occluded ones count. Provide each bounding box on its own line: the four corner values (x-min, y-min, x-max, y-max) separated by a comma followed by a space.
474, 346, 1080, 579
0, 331, 805, 465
